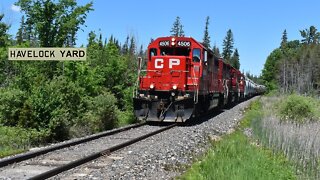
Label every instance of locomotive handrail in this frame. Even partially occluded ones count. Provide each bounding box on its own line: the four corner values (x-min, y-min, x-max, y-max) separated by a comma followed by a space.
133, 57, 143, 97
223, 79, 229, 99
170, 70, 189, 73
140, 69, 162, 72
191, 66, 199, 104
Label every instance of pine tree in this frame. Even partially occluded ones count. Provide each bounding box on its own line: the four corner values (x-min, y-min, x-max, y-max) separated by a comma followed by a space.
16, 15, 27, 44
98, 33, 103, 48
170, 16, 185, 37
129, 36, 136, 55
24, 19, 36, 45
87, 31, 96, 47
231, 48, 240, 69
222, 29, 234, 64
138, 44, 144, 57
202, 16, 211, 48
179, 24, 184, 37
280, 29, 288, 49
121, 35, 129, 55
109, 35, 114, 44
212, 44, 220, 57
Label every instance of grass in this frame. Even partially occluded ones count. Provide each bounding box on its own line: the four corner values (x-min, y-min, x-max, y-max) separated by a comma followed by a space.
180, 99, 296, 180
253, 95, 320, 179
0, 125, 48, 158
181, 131, 295, 180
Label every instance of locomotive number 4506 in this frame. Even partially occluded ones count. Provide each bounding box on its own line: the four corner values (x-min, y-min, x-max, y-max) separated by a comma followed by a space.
177, 41, 191, 47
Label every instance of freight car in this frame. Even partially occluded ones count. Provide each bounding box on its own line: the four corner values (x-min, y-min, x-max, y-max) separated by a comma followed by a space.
133, 37, 264, 122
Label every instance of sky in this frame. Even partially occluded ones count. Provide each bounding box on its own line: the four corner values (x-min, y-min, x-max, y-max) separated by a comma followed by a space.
1, 0, 320, 76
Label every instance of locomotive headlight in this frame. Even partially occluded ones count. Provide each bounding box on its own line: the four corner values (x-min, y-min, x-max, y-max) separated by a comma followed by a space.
150, 84, 154, 89
171, 37, 176, 42
173, 85, 177, 90
171, 92, 176, 96
171, 41, 176, 46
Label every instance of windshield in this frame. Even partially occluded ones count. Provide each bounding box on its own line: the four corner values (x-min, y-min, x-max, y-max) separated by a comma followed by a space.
160, 47, 190, 56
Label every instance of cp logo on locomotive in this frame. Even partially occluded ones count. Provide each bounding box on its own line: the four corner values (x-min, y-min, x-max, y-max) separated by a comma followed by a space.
155, 58, 180, 69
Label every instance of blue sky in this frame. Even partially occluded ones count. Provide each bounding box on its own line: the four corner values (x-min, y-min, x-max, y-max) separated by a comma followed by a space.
1, 0, 320, 76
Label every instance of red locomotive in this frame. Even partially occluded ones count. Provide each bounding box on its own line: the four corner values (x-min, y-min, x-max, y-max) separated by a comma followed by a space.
133, 37, 264, 122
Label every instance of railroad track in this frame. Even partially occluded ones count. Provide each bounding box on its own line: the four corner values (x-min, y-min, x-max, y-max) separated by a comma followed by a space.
0, 122, 176, 179
0, 122, 146, 168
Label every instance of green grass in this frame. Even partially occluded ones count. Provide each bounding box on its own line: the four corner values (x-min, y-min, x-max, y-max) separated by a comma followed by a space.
0, 125, 48, 158
180, 100, 297, 180
180, 131, 296, 180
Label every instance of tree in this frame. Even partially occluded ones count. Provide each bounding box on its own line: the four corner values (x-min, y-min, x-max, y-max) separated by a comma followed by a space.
170, 16, 185, 37
15, 0, 93, 47
222, 29, 234, 63
300, 25, 320, 45
16, 15, 27, 44
231, 48, 240, 69
138, 44, 144, 57
261, 48, 282, 91
121, 35, 129, 55
280, 29, 288, 49
0, 13, 11, 86
0, 14, 10, 47
202, 16, 211, 48
129, 36, 136, 56
212, 44, 221, 57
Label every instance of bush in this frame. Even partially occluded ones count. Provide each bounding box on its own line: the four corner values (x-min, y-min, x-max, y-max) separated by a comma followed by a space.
278, 94, 317, 123
0, 88, 26, 126
24, 76, 85, 140
70, 91, 119, 137
86, 92, 119, 131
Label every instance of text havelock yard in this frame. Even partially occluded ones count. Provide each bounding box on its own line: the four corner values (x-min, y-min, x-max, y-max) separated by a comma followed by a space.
8, 48, 86, 61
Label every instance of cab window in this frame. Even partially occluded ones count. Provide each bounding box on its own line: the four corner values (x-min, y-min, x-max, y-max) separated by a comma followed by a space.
192, 48, 201, 62
149, 48, 157, 60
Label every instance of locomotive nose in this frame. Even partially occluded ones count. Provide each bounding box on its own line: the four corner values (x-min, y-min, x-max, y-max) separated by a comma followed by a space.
148, 56, 186, 91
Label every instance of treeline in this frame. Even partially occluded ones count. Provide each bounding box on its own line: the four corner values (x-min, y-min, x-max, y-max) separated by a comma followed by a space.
262, 26, 320, 94
0, 0, 140, 143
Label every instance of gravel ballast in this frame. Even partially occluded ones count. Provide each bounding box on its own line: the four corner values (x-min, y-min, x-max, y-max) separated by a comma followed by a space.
54, 97, 259, 179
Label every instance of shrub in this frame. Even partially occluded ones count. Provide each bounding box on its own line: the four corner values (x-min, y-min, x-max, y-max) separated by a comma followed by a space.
0, 88, 26, 126
25, 76, 85, 140
70, 91, 119, 137
278, 94, 317, 123
86, 92, 119, 131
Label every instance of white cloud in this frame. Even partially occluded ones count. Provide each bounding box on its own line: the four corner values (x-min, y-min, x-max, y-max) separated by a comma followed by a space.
11, 4, 21, 12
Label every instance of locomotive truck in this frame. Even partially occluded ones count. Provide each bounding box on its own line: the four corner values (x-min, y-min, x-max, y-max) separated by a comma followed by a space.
133, 36, 264, 122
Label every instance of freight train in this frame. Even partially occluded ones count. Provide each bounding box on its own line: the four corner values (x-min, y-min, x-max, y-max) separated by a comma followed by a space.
133, 37, 265, 122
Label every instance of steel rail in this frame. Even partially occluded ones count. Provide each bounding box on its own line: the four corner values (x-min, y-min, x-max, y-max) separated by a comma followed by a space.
0, 122, 146, 168
29, 123, 177, 180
